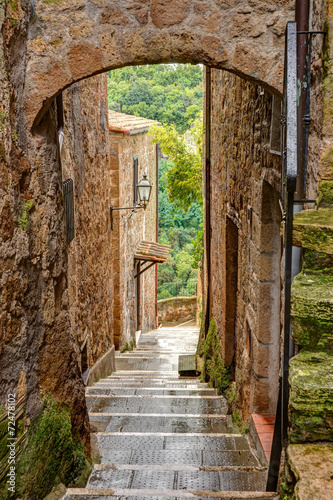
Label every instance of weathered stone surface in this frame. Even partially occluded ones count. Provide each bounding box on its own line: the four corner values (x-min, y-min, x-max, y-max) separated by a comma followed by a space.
61, 74, 115, 368
287, 444, 333, 500
289, 351, 333, 443
150, 0, 190, 28
291, 272, 333, 351
207, 69, 281, 418
317, 180, 333, 207
109, 116, 157, 346
24, 0, 295, 129
292, 208, 333, 255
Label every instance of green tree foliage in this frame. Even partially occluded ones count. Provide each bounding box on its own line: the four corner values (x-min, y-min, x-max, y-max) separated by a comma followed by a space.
107, 64, 204, 299
107, 64, 203, 132
150, 120, 203, 212
157, 159, 202, 299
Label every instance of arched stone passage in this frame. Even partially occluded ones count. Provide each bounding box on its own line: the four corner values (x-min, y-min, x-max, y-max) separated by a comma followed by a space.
26, 0, 294, 129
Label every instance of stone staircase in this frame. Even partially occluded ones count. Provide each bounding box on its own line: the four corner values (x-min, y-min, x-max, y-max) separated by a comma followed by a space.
65, 327, 278, 499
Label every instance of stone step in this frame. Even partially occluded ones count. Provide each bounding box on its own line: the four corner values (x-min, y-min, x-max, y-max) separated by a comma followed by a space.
88, 414, 230, 434
85, 467, 267, 492
87, 387, 217, 396
108, 376, 202, 382
86, 395, 228, 415
115, 362, 179, 371
88, 448, 260, 467
94, 381, 210, 388
96, 433, 251, 456
109, 371, 184, 376
65, 488, 278, 499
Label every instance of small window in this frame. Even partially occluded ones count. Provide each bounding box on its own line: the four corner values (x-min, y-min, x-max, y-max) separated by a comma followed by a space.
133, 155, 138, 205
270, 95, 282, 156
63, 178, 75, 244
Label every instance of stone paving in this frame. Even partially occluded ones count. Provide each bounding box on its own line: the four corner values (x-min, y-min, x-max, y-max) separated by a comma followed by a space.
66, 327, 278, 499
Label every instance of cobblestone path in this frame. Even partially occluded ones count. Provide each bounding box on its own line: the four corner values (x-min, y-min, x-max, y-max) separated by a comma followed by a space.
66, 327, 277, 499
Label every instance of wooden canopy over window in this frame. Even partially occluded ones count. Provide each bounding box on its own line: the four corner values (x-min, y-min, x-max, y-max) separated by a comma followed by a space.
134, 241, 171, 278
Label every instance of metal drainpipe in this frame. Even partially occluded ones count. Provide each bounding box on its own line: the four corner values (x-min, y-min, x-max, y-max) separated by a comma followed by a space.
296, 0, 310, 201
293, 0, 310, 350
155, 144, 159, 328
204, 66, 212, 337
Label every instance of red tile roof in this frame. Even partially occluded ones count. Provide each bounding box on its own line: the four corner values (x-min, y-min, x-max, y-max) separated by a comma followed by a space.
135, 241, 171, 263
108, 111, 159, 135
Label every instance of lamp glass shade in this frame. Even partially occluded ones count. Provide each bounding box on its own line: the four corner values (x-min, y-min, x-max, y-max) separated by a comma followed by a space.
137, 173, 153, 205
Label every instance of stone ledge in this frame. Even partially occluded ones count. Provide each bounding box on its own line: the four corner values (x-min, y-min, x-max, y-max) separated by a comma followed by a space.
86, 346, 115, 387
287, 443, 333, 500
292, 208, 333, 255
291, 272, 333, 350
289, 351, 333, 443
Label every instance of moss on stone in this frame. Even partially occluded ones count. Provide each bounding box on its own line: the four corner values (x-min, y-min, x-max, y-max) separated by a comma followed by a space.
6, 394, 91, 499
292, 208, 333, 255
322, 148, 333, 176
199, 318, 231, 395
287, 443, 333, 500
291, 271, 333, 350
303, 249, 333, 272
289, 351, 333, 443
317, 180, 333, 207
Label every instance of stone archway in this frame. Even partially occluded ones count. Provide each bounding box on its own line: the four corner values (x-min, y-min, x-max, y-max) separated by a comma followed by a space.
0, 0, 295, 458
26, 0, 294, 129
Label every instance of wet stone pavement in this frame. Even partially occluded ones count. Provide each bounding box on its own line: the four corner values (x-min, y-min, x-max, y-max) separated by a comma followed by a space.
65, 327, 278, 499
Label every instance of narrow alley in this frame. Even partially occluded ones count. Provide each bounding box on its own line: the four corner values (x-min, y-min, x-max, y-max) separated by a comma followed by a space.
66, 327, 277, 499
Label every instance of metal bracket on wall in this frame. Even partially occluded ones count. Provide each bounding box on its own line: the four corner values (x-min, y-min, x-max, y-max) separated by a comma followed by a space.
134, 261, 156, 278
110, 205, 144, 230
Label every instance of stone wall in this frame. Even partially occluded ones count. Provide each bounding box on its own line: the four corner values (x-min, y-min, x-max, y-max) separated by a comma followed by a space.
157, 296, 197, 324
25, 0, 294, 129
0, 1, 90, 452
203, 68, 282, 419
110, 129, 157, 347
61, 73, 114, 372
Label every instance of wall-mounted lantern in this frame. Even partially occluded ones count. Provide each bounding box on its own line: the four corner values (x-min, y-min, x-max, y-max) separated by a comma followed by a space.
110, 172, 153, 230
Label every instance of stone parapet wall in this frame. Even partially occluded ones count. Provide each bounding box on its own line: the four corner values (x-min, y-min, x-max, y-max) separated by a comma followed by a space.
157, 296, 197, 324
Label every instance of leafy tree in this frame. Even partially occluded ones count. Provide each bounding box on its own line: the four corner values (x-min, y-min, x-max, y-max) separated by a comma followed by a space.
107, 64, 204, 298
107, 64, 203, 132
150, 120, 203, 212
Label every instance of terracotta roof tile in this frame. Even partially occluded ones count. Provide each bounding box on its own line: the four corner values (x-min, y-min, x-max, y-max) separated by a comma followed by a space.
135, 241, 171, 263
108, 111, 159, 135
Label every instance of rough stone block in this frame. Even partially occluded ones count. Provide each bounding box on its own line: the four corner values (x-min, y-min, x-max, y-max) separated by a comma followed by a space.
252, 376, 271, 414
256, 283, 280, 344
287, 443, 333, 500
291, 272, 333, 350
292, 208, 333, 255
317, 180, 333, 208
249, 242, 279, 283
252, 333, 270, 378
289, 351, 333, 443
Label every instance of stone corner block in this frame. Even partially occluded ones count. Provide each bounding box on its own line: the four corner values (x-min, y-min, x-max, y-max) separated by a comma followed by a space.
292, 208, 333, 255
291, 271, 333, 350
289, 350, 333, 443
287, 443, 333, 500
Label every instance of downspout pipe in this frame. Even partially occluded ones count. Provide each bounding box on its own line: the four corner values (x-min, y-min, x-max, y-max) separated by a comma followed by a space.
204, 67, 212, 337
296, 0, 310, 201
155, 144, 159, 328
293, 0, 310, 336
